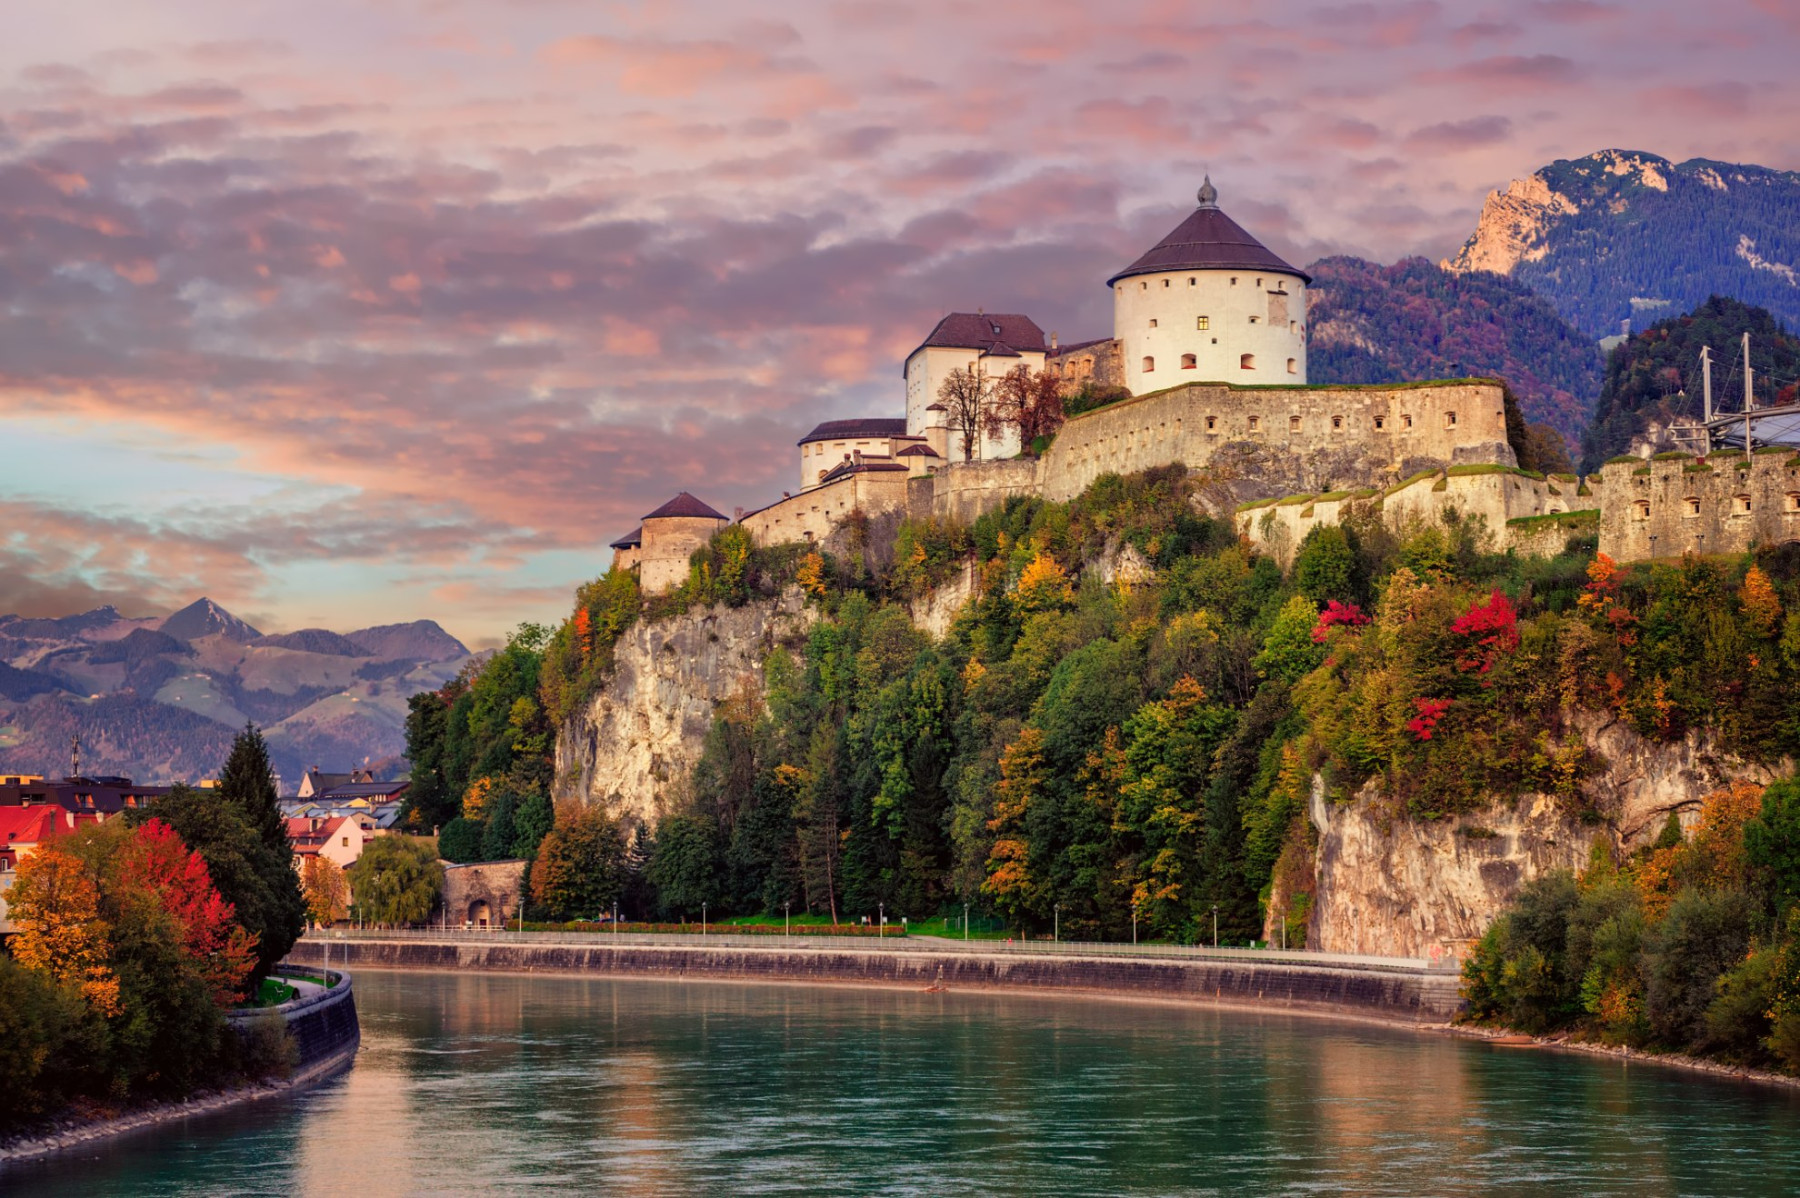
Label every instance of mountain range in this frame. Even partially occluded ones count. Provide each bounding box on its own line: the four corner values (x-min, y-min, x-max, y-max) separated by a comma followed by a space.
1443, 150, 1800, 339
0, 598, 472, 788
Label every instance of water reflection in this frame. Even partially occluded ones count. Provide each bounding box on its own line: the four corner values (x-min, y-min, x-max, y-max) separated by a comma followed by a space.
9, 969, 1800, 1196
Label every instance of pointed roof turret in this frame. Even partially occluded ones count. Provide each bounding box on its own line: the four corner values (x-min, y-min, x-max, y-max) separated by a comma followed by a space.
1107, 180, 1308, 287
642, 492, 728, 522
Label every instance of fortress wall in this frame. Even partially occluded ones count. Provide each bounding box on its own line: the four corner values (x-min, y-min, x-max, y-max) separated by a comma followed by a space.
1240, 469, 1596, 568
640, 515, 727, 594
741, 471, 911, 548
927, 458, 1042, 524
1035, 381, 1516, 504
1595, 452, 1800, 561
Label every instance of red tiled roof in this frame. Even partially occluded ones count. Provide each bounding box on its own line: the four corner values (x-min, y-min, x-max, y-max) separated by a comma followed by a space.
0, 804, 64, 848
642, 492, 729, 522
1107, 194, 1308, 287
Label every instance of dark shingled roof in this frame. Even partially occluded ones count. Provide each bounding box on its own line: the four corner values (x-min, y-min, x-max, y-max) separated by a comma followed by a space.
798, 418, 908, 446
819, 460, 910, 485
610, 526, 642, 549
1107, 196, 1309, 287
642, 492, 728, 522
904, 313, 1047, 373
1047, 336, 1115, 358
896, 443, 941, 457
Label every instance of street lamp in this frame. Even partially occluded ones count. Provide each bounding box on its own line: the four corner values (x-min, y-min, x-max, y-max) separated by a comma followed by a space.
702, 902, 707, 936
785, 900, 791, 937
1211, 904, 1219, 949
963, 902, 970, 941
613, 900, 619, 938
1054, 904, 1060, 943
1132, 902, 1138, 946
879, 902, 885, 938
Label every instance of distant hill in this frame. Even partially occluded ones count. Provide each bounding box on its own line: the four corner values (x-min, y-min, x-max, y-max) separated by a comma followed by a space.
1306, 255, 1601, 445
0, 601, 471, 786
1444, 150, 1800, 339
1579, 296, 1800, 472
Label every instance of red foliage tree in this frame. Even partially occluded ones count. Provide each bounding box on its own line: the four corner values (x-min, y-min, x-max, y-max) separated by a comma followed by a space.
1407, 698, 1452, 741
1449, 590, 1520, 673
1310, 600, 1371, 643
119, 819, 259, 1006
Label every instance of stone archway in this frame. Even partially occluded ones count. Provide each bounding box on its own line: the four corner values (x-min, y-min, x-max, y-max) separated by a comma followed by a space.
468, 899, 492, 928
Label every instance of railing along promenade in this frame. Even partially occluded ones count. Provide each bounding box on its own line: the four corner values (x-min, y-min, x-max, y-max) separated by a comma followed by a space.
302, 925, 1454, 974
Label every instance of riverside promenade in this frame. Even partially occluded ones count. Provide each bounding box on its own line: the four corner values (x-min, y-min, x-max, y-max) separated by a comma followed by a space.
287, 929, 1464, 1025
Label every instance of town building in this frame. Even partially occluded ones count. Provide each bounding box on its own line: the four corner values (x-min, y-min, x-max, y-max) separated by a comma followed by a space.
0, 775, 169, 815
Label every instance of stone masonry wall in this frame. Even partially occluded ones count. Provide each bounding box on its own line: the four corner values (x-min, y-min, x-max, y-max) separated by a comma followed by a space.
1239, 468, 1596, 568
740, 470, 911, 548
1594, 450, 1800, 561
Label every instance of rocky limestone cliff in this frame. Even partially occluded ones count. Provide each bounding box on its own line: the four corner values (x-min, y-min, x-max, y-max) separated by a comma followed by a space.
1442, 172, 1578, 277
554, 590, 814, 826
1291, 711, 1790, 961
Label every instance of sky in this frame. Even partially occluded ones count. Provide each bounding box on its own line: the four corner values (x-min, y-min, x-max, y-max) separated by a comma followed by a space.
3, 0, 1798, 648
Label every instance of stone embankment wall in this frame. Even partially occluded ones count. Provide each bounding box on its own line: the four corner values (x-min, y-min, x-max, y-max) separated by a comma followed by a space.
554, 590, 815, 826
227, 966, 360, 1081
1302, 713, 1792, 960
1239, 467, 1597, 568
285, 935, 1464, 1024
1593, 450, 1800, 561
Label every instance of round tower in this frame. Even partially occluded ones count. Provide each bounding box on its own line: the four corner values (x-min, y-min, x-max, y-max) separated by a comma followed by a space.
1108, 177, 1309, 394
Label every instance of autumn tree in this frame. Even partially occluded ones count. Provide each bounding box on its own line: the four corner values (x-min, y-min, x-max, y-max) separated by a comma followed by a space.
119, 820, 259, 1007
992, 364, 1066, 452
983, 727, 1050, 929
936, 365, 991, 461
9, 842, 121, 1017
301, 856, 350, 927
530, 803, 626, 920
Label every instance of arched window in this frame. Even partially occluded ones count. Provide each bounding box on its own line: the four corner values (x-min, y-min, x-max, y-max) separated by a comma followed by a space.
1181, 353, 1197, 369
1288, 358, 1298, 374
1142, 356, 1155, 372
1240, 353, 1255, 370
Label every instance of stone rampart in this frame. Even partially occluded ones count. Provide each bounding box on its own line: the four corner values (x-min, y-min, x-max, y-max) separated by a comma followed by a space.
926, 458, 1040, 524
1238, 467, 1597, 568
1594, 450, 1800, 561
285, 934, 1464, 1025
740, 469, 912, 548
1036, 379, 1516, 505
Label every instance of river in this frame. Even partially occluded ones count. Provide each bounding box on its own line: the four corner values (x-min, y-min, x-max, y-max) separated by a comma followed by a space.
9, 968, 1800, 1195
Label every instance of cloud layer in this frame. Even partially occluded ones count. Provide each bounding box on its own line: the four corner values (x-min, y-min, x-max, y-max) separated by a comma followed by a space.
3, 0, 1797, 644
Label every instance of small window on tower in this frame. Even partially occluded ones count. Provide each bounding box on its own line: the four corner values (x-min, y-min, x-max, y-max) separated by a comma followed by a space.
1197, 316, 1209, 330
1149, 318, 1158, 328
1248, 415, 1260, 431
1634, 500, 1650, 520
1684, 497, 1702, 518
1374, 416, 1386, 431
1402, 414, 1414, 429
1445, 411, 1458, 428
1736, 495, 1753, 514
1189, 277, 1196, 286
1141, 281, 1148, 290
1288, 358, 1298, 374
1256, 277, 1263, 287
1249, 315, 1259, 324
1240, 353, 1255, 370
1181, 353, 1197, 369
1290, 320, 1298, 333
1206, 415, 1217, 431
1142, 356, 1155, 372
1331, 415, 1342, 430
1231, 277, 1238, 286
1163, 279, 1171, 287
1289, 415, 1301, 432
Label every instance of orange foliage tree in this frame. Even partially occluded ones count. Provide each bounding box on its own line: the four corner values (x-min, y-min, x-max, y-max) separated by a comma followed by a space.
10, 842, 122, 1016
983, 727, 1049, 925
301, 855, 350, 928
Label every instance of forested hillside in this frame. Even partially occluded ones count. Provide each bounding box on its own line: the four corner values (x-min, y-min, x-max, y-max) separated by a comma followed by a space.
421, 465, 1800, 954
1445, 150, 1800, 338
1580, 295, 1800, 471
1307, 255, 1600, 449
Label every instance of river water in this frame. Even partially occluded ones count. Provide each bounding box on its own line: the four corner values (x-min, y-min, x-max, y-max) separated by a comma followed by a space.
9, 968, 1800, 1196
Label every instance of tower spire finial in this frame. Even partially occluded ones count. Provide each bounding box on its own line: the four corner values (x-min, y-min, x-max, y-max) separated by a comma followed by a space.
1197, 175, 1218, 208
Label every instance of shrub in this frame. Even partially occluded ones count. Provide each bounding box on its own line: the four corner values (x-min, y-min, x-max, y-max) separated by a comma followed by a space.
1643, 888, 1756, 1049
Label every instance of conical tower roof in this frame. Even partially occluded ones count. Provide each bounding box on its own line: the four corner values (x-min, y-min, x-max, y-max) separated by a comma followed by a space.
1107, 178, 1309, 287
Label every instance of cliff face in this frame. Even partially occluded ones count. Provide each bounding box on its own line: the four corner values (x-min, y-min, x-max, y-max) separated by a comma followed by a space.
1296, 711, 1789, 960
554, 590, 814, 826
1442, 171, 1578, 277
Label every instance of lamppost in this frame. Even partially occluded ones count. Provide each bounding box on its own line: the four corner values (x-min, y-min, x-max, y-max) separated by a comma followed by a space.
613, 901, 619, 938
1211, 904, 1219, 949
1054, 904, 1060, 943
702, 902, 707, 936
1132, 901, 1138, 947
785, 901, 791, 937
879, 902, 885, 938
963, 902, 970, 941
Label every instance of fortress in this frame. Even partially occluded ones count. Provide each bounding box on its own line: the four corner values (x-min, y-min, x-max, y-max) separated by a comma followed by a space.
610, 181, 1800, 586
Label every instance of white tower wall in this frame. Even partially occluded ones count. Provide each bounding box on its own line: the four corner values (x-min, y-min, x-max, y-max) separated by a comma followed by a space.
1114, 269, 1307, 395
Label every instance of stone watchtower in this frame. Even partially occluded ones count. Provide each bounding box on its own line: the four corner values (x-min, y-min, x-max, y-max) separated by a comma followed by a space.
1109, 177, 1310, 394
